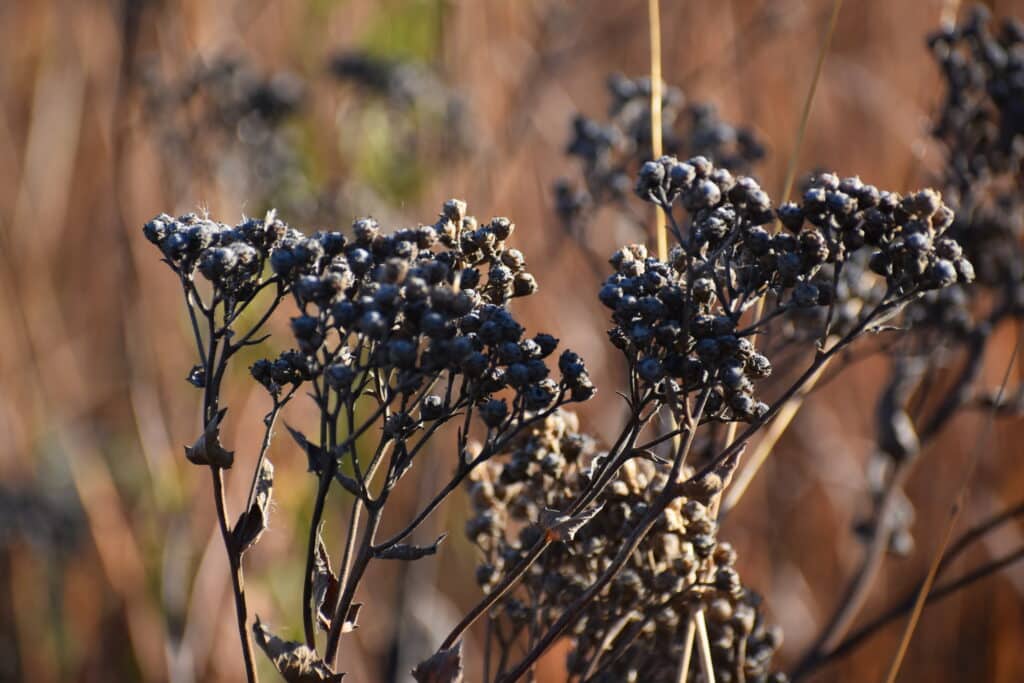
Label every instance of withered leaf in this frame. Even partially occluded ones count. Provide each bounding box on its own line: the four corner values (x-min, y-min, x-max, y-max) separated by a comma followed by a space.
233, 458, 274, 554
412, 641, 464, 683
185, 408, 234, 468
312, 529, 340, 631
538, 504, 604, 542
287, 424, 327, 474
375, 533, 447, 561
334, 471, 361, 497
389, 443, 413, 482
632, 448, 669, 465
580, 450, 610, 482
252, 617, 345, 682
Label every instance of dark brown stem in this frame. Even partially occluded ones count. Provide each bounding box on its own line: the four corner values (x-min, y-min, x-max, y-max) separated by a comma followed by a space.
441, 539, 549, 651
325, 508, 382, 664
497, 394, 704, 682
791, 461, 913, 679
798, 545, 1024, 678
212, 467, 258, 683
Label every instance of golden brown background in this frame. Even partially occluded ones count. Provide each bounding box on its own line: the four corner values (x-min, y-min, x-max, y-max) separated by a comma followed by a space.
1, 0, 1022, 681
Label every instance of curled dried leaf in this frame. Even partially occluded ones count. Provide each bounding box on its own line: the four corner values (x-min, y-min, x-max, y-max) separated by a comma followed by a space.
334, 470, 361, 497
253, 617, 345, 682
185, 408, 234, 468
287, 424, 327, 474
313, 529, 340, 631
538, 504, 604, 543
580, 451, 610, 482
412, 641, 464, 683
375, 533, 447, 561
233, 458, 274, 555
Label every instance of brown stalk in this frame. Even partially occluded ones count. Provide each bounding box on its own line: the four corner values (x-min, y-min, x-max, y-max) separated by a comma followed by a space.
883, 330, 1021, 682
719, 0, 843, 515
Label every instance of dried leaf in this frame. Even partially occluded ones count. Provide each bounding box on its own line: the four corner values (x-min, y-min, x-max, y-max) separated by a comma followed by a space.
580, 451, 610, 482
287, 424, 327, 474
877, 374, 920, 461
375, 534, 447, 561
412, 642, 464, 683
538, 504, 604, 542
253, 617, 345, 682
334, 471, 361, 497
185, 408, 234, 468
313, 529, 340, 631
632, 448, 669, 465
233, 458, 274, 554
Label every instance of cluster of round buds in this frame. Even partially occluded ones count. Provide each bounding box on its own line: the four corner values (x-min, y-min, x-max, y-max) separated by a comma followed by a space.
143, 212, 291, 302
929, 7, 1024, 190
328, 51, 472, 156
250, 350, 316, 396
258, 199, 588, 417
555, 74, 764, 233
141, 55, 305, 135
599, 240, 772, 423
782, 175, 974, 294
631, 157, 973, 369
925, 7, 1024, 292
465, 411, 785, 683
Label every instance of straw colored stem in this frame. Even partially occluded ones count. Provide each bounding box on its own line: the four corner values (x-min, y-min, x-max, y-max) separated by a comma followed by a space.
649, 0, 667, 260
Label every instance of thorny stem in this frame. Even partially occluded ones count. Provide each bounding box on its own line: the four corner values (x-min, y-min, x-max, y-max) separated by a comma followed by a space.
303, 446, 338, 646
495, 495, 665, 683
495, 296, 890, 682
375, 400, 570, 552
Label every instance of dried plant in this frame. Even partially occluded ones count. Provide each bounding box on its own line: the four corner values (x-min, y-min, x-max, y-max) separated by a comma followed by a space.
140, 6, 1024, 683
142, 199, 594, 681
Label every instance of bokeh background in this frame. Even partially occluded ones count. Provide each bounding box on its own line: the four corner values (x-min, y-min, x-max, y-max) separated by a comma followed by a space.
1, 0, 1022, 681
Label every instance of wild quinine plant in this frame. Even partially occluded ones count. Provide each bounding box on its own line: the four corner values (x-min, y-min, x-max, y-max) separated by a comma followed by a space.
450, 155, 972, 683
143, 200, 596, 682
143, 149, 969, 683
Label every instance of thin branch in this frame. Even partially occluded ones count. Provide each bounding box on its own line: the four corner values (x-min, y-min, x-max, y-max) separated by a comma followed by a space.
882, 328, 1020, 682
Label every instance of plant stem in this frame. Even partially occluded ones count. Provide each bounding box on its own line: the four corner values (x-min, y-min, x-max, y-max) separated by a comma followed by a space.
212, 466, 258, 683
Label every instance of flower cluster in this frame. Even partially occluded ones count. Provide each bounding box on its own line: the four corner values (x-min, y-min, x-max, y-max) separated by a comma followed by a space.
143, 200, 596, 681
554, 75, 765, 237
621, 157, 973, 411
927, 5, 1024, 297
466, 411, 785, 683
147, 200, 595, 416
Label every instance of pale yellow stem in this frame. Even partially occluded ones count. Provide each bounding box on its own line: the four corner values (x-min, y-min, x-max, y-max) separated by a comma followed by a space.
649, 0, 667, 261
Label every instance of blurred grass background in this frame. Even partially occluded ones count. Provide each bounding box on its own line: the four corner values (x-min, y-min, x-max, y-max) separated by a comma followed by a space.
0, 0, 1022, 681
